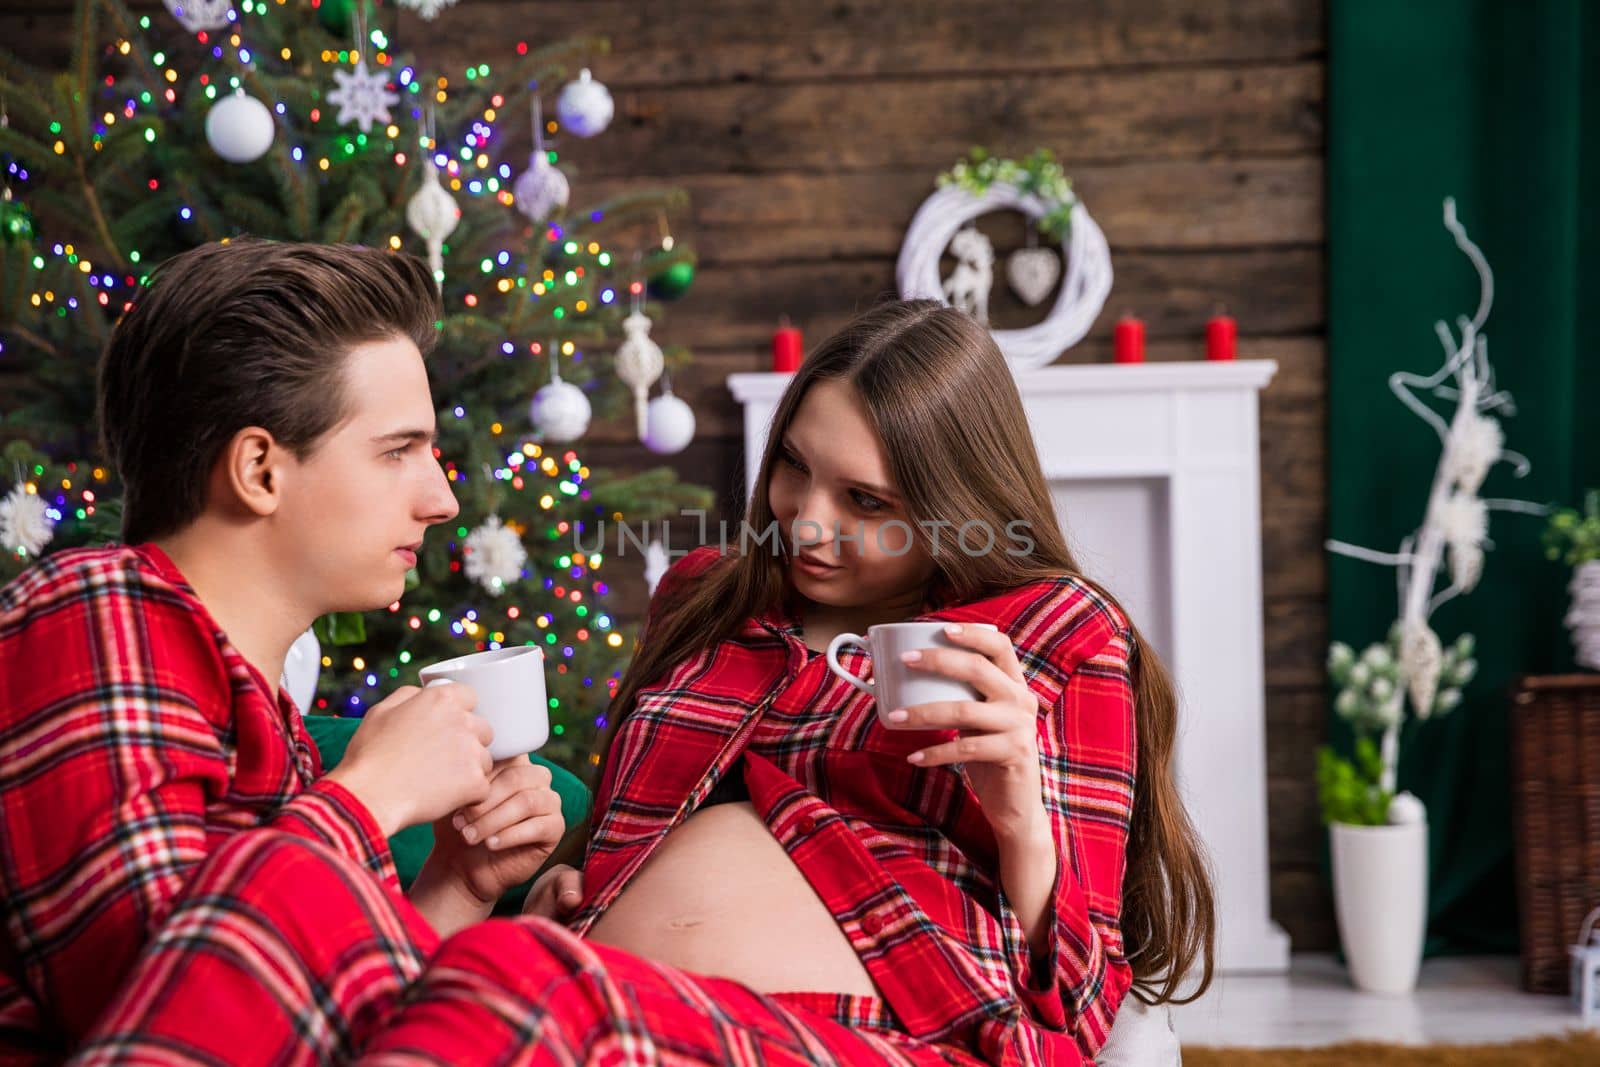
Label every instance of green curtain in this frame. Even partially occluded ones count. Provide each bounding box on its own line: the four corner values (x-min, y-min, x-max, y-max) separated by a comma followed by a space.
1329, 0, 1600, 954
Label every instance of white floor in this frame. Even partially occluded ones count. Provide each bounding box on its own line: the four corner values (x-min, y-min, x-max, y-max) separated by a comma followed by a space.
1170, 955, 1588, 1048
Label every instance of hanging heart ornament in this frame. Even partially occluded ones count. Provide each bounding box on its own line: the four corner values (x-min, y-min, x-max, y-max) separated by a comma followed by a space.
1006, 245, 1061, 307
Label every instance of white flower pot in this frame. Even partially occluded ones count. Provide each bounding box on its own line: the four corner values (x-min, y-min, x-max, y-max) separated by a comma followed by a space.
1567, 560, 1600, 671
1329, 820, 1428, 994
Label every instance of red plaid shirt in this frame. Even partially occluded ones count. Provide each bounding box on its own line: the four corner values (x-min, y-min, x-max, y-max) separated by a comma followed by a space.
0, 544, 406, 1062
574, 547, 1137, 1067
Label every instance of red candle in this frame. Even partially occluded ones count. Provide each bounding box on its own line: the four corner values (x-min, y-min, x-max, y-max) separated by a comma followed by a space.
1113, 315, 1145, 364
772, 318, 802, 373
1206, 313, 1237, 361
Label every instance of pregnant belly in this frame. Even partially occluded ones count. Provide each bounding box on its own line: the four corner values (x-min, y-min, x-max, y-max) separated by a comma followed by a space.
587, 801, 879, 997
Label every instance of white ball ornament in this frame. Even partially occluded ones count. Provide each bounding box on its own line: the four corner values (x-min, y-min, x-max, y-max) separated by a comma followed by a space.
280, 628, 321, 714
164, 0, 234, 33
1387, 791, 1427, 826
643, 391, 696, 455
529, 359, 591, 443
513, 151, 570, 223
556, 68, 614, 138
205, 89, 275, 164
463, 514, 528, 596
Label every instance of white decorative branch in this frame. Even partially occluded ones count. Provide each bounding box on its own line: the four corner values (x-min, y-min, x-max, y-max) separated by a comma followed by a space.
1326, 542, 1416, 567
1324, 198, 1547, 792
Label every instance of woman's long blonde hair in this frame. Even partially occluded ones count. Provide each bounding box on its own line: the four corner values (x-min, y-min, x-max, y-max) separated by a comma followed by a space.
586, 300, 1214, 1003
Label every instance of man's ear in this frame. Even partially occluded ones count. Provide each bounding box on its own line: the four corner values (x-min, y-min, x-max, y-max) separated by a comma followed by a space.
216, 426, 289, 519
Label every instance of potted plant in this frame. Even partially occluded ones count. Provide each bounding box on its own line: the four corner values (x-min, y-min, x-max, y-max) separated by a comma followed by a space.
1543, 490, 1600, 671
1322, 200, 1541, 994
1319, 627, 1474, 994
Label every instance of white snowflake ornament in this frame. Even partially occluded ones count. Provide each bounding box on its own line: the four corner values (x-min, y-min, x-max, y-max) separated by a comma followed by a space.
164, 0, 233, 33
514, 151, 570, 223
614, 310, 664, 439
396, 0, 459, 19
0, 484, 54, 557
463, 515, 528, 596
327, 59, 399, 133
644, 537, 670, 597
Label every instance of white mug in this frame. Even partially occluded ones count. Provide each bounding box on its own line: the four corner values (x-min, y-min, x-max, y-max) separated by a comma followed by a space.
418, 645, 550, 760
826, 621, 998, 728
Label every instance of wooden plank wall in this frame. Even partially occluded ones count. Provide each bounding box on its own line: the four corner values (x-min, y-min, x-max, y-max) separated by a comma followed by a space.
2, 0, 1333, 948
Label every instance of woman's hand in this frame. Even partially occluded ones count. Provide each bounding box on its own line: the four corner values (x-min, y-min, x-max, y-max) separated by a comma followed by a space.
892, 623, 1049, 842
422, 756, 566, 906
522, 863, 585, 922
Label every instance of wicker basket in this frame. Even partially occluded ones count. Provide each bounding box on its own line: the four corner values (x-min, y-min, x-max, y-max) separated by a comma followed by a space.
1510, 673, 1600, 993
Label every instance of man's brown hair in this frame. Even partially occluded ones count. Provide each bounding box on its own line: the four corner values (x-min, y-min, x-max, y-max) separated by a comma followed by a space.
97, 238, 440, 544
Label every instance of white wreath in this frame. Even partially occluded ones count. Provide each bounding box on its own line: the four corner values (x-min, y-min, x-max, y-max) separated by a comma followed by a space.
896, 182, 1112, 371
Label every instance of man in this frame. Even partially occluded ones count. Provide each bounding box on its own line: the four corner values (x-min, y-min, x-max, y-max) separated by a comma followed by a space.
0, 240, 565, 1060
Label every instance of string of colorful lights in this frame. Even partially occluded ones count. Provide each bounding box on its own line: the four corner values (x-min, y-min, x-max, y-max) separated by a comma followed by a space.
2, 0, 708, 773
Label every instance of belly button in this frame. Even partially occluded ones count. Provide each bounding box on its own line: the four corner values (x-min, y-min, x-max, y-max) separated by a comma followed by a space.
666, 916, 704, 931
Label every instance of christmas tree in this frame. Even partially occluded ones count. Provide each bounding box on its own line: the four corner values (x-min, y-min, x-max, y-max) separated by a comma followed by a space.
0, 0, 713, 781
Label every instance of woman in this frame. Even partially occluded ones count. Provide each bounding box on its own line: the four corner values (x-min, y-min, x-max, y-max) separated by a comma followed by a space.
74, 301, 1213, 1067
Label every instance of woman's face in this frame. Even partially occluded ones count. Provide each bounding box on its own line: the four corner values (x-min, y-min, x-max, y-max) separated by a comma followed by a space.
766, 378, 936, 612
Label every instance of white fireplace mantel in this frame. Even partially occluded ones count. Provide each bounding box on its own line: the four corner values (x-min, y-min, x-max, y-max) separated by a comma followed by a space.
728, 360, 1289, 975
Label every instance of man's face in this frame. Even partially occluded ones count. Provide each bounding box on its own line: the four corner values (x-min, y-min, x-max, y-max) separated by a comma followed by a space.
271, 335, 459, 614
